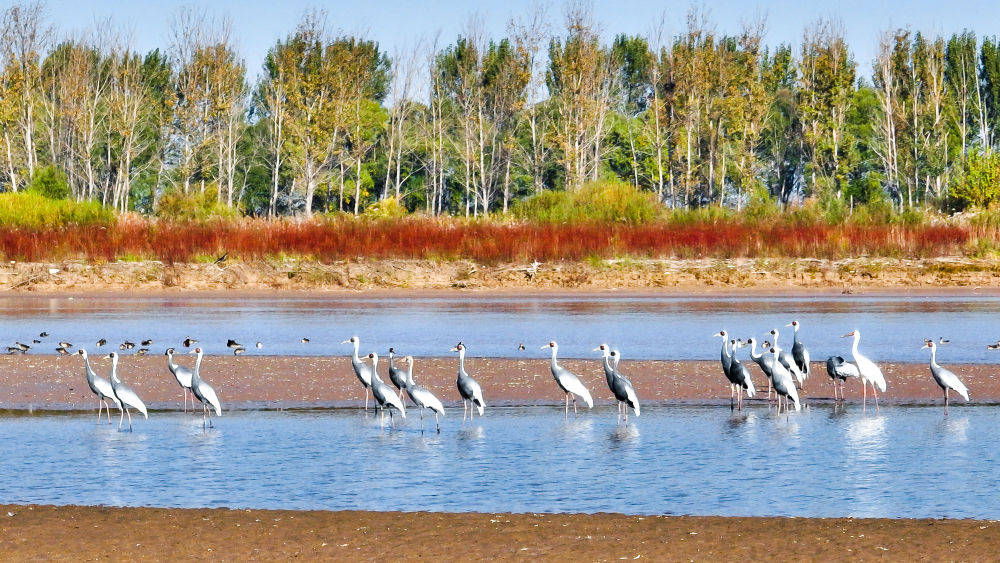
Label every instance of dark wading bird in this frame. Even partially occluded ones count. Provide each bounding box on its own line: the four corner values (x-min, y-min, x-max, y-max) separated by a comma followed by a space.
713, 331, 743, 409
745, 338, 776, 402
183, 337, 197, 348
787, 320, 811, 383
825, 356, 859, 401
387, 348, 409, 404
451, 342, 484, 421
728, 340, 756, 411
594, 344, 640, 423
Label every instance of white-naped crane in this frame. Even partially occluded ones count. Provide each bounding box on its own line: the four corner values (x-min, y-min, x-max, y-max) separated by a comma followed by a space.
78, 348, 121, 424
542, 341, 593, 416
342, 336, 373, 410
922, 338, 969, 414
403, 356, 445, 432
188, 347, 222, 428
107, 352, 147, 431
368, 352, 405, 429
451, 342, 485, 421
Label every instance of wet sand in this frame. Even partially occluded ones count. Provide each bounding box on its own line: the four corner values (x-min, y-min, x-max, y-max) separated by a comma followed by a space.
2, 354, 995, 411
1, 504, 997, 559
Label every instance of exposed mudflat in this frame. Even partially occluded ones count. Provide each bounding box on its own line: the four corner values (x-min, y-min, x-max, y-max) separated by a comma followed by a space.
3, 354, 994, 411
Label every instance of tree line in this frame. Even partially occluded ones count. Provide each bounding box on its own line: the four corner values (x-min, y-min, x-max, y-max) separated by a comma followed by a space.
3, 2, 1000, 218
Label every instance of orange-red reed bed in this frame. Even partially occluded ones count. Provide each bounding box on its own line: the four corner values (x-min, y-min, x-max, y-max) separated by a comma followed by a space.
0, 218, 988, 264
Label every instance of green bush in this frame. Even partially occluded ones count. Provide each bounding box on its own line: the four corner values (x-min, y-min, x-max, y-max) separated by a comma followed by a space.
512, 181, 662, 224
26, 165, 71, 200
156, 185, 240, 222
952, 149, 1000, 210
0, 191, 114, 228
363, 197, 408, 219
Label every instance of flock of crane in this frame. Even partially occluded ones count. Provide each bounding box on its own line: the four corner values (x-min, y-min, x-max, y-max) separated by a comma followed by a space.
717, 322, 970, 415
71, 319, 975, 433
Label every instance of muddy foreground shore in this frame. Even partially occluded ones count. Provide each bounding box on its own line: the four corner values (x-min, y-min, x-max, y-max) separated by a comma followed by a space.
0, 504, 996, 559
2, 354, 996, 411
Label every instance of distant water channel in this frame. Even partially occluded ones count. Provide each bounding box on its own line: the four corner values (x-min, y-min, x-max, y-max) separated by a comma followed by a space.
0, 292, 997, 362
0, 406, 993, 518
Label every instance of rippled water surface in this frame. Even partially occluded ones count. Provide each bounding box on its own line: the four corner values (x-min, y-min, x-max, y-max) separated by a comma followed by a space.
0, 293, 998, 362
0, 406, 995, 518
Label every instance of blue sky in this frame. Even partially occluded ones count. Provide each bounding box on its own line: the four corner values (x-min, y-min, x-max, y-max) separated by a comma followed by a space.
45, 0, 1000, 79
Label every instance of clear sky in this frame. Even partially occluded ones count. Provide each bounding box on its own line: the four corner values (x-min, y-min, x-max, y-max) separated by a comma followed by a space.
45, 0, 1000, 80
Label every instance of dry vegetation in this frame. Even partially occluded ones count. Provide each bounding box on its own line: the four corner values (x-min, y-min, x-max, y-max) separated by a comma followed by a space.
0, 216, 995, 265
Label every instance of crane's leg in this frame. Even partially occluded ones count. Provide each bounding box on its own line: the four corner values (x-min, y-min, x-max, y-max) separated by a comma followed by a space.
564, 394, 569, 417
873, 385, 879, 412
365, 388, 370, 412
97, 400, 103, 424
945, 388, 949, 415
730, 385, 734, 410
463, 400, 468, 422
862, 381, 867, 412
390, 410, 396, 430
127, 408, 133, 432
420, 408, 425, 431
435, 412, 440, 433
573, 396, 578, 415
118, 405, 125, 430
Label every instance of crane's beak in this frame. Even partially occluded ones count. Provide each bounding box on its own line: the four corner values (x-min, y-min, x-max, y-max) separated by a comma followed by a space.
785, 323, 794, 327
540, 345, 548, 350
841, 332, 854, 338
340, 340, 350, 344
592, 347, 602, 352
449, 347, 458, 352
712, 332, 723, 337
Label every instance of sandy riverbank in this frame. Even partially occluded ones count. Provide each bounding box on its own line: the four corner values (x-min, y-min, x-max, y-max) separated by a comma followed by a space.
2, 355, 995, 411
1, 256, 1000, 293
0, 504, 996, 559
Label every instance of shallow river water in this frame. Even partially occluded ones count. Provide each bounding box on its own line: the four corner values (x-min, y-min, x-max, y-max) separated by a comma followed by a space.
0, 405, 994, 518
0, 292, 997, 362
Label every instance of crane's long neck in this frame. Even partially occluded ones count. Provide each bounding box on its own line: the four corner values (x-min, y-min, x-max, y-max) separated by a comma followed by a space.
749, 340, 761, 361
352, 340, 361, 362
192, 353, 203, 383
458, 349, 466, 373
930, 344, 938, 368
388, 353, 395, 369
166, 352, 178, 371
851, 333, 861, 358
793, 326, 801, 344
370, 356, 380, 382
110, 358, 119, 383
406, 362, 414, 387
549, 346, 559, 370
721, 338, 731, 360
82, 355, 94, 379
612, 354, 620, 370
602, 355, 614, 384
